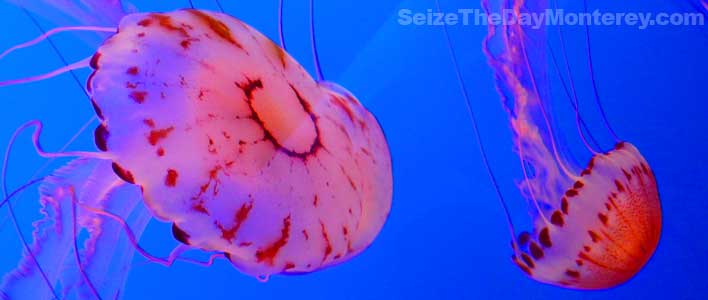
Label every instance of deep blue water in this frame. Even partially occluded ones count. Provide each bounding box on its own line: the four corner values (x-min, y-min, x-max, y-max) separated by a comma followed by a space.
0, 0, 706, 299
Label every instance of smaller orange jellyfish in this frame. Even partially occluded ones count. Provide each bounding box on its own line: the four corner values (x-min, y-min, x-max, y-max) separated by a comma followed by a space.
436, 0, 662, 290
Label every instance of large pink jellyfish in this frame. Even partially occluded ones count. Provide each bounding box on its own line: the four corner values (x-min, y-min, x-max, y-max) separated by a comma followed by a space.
438, 0, 662, 290
0, 1, 392, 299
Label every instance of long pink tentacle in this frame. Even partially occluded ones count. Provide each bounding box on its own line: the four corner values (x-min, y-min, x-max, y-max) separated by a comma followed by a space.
0, 57, 90, 87
11, 120, 113, 160
0, 117, 98, 211
1, 120, 63, 299
0, 26, 116, 60
0, 119, 98, 297
76, 201, 226, 268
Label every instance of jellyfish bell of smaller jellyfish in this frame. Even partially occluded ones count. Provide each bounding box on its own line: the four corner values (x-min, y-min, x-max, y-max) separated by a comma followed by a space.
87, 9, 392, 278
476, 0, 662, 290
510, 143, 661, 290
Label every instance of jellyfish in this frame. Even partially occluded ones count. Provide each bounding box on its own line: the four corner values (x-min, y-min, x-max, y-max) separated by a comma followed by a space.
437, 0, 662, 290
0, 1, 392, 299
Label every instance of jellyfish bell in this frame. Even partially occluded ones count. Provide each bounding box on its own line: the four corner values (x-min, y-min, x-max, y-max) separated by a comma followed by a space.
437, 0, 662, 290
482, 0, 662, 290
90, 9, 392, 277
510, 142, 661, 289
0, 3, 391, 299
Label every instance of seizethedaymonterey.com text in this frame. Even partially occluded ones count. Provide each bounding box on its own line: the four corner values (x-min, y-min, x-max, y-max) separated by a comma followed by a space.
398, 8, 706, 29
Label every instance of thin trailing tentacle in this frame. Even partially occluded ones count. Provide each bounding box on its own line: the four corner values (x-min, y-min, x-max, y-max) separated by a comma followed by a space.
0, 25, 116, 61
3, 159, 153, 299
545, 41, 603, 152
310, 0, 325, 81
0, 120, 68, 299
583, 0, 620, 142
0, 179, 57, 300
434, 0, 522, 256
4, 202, 59, 300
550, 0, 600, 155
279, 0, 287, 51
0, 117, 98, 211
215, 0, 225, 13
76, 201, 226, 268
1, 4, 103, 210
518, 30, 580, 180
9, 120, 113, 161
0, 57, 91, 87
0, 179, 44, 215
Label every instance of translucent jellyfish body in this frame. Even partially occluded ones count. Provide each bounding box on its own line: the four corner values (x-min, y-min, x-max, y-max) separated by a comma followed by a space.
0, 6, 392, 299
480, 0, 662, 288
89, 10, 392, 277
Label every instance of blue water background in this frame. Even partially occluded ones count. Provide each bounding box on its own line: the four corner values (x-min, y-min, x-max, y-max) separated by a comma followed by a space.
0, 0, 706, 299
